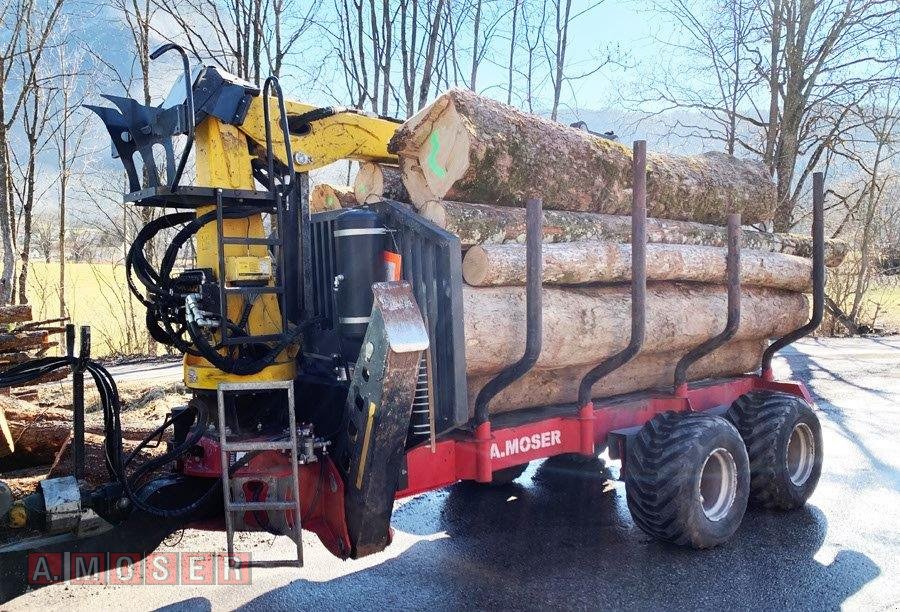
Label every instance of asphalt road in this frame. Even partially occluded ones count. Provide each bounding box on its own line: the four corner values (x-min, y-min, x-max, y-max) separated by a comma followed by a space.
8, 337, 900, 611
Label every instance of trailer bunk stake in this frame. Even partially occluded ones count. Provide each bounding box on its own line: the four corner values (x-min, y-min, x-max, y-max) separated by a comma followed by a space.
761, 172, 825, 379
673, 212, 742, 396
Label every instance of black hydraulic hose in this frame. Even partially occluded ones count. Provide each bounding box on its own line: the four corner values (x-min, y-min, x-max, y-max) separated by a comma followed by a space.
1, 357, 242, 520
127, 212, 194, 303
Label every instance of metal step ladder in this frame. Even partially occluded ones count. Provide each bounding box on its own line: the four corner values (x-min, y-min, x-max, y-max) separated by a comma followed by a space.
213, 186, 290, 347
217, 380, 303, 568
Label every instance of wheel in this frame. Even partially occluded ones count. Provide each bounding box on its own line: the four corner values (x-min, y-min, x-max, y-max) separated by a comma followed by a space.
625, 411, 750, 548
487, 463, 528, 485
726, 390, 823, 510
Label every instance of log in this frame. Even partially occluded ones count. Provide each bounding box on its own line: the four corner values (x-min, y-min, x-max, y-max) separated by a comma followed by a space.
354, 162, 410, 204
389, 88, 776, 224
310, 183, 356, 213
0, 402, 12, 457
0, 398, 72, 470
468, 339, 766, 415
462, 283, 807, 374
421, 200, 848, 267
0, 330, 50, 353
463, 242, 814, 292
0, 305, 32, 324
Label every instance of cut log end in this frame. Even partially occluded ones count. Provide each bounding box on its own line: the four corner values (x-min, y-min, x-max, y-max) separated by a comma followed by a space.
354, 163, 410, 204
310, 183, 355, 213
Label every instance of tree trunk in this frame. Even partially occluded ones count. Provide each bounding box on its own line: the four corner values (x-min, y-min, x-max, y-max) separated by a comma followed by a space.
0, 125, 14, 305
468, 339, 766, 415
354, 162, 410, 204
463, 241, 813, 292
462, 283, 807, 374
310, 183, 356, 213
388, 88, 776, 225
421, 200, 848, 267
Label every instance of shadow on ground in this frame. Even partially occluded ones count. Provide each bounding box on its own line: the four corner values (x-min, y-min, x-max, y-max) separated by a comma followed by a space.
226, 457, 878, 610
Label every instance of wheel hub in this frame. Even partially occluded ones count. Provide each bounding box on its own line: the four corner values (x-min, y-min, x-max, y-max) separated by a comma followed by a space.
787, 422, 816, 486
699, 447, 737, 522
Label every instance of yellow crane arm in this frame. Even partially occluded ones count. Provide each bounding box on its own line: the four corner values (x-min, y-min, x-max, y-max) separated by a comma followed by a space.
239, 97, 401, 172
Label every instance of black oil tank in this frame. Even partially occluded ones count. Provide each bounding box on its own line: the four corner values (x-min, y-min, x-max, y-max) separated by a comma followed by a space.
333, 208, 386, 360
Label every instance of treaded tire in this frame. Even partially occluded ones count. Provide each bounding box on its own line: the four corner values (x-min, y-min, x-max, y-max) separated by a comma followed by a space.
625, 411, 750, 549
726, 390, 823, 510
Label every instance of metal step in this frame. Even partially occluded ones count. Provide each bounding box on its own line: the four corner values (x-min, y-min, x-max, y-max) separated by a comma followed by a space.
217, 380, 303, 568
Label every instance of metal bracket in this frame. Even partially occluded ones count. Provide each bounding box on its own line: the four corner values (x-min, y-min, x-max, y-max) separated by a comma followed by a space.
340, 281, 427, 558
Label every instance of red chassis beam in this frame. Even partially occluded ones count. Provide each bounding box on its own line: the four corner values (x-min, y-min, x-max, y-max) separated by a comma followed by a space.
396, 374, 812, 497
177, 374, 810, 555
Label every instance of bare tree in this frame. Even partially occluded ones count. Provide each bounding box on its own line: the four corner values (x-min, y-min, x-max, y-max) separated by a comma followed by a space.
542, 0, 615, 120
0, 0, 65, 304
51, 48, 91, 318
639, 0, 900, 231
154, 0, 316, 85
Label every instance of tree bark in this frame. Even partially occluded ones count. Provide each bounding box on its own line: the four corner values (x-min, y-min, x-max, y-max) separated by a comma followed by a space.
354, 162, 410, 204
463, 242, 813, 292
388, 88, 776, 225
462, 283, 807, 374
421, 200, 848, 267
468, 339, 766, 415
310, 183, 356, 213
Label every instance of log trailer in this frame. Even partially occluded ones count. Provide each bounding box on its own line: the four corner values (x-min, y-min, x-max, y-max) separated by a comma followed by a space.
0, 47, 824, 596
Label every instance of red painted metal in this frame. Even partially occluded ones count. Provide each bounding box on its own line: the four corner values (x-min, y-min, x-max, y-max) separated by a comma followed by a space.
176, 373, 812, 559
396, 374, 811, 497
182, 441, 352, 558
578, 402, 595, 455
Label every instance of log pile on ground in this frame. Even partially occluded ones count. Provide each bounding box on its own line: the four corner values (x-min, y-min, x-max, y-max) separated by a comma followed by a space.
381, 89, 842, 416
310, 183, 356, 213
0, 306, 67, 398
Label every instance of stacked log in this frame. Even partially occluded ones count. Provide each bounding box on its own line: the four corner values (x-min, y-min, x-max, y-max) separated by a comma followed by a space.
381, 89, 835, 416
388, 88, 776, 225
354, 162, 410, 204
310, 183, 356, 213
462, 284, 807, 375
467, 339, 767, 414
463, 242, 814, 291
420, 200, 847, 267
0, 307, 68, 457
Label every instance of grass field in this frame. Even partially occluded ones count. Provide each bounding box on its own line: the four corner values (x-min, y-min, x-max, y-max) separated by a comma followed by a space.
26, 262, 149, 357
867, 282, 900, 332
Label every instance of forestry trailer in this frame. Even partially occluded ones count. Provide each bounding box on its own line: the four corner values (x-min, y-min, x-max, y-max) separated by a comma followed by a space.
0, 46, 824, 598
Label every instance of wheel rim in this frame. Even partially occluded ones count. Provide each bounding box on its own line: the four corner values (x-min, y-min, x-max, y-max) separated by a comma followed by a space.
787, 422, 816, 486
699, 448, 738, 522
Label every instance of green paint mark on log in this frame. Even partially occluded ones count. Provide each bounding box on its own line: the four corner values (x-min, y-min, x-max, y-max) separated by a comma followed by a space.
427, 131, 447, 178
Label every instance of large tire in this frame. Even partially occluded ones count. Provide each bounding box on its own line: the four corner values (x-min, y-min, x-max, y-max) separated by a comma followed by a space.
625, 411, 750, 548
726, 390, 823, 510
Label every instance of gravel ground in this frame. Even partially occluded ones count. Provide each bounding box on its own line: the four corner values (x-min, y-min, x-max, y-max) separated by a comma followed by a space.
5, 336, 899, 611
